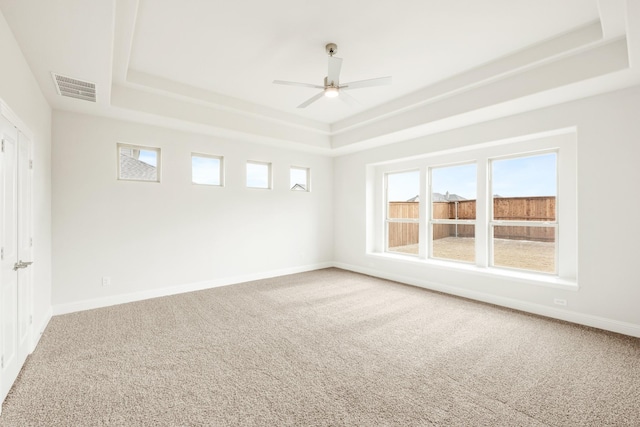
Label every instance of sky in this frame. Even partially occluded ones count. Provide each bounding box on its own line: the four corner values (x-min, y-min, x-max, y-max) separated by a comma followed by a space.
137, 149, 157, 167
247, 162, 270, 188
192, 156, 221, 185
290, 168, 308, 189
492, 153, 556, 197
388, 153, 557, 201
432, 163, 477, 199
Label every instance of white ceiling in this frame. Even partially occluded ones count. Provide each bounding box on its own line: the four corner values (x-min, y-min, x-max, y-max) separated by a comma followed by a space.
0, 0, 638, 153
128, 0, 598, 123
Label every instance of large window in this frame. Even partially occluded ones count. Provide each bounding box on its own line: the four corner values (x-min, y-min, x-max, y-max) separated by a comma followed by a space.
429, 163, 477, 263
385, 170, 420, 255
117, 143, 160, 182
373, 133, 576, 282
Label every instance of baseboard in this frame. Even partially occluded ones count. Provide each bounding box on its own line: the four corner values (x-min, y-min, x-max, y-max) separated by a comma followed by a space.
31, 307, 52, 353
50, 260, 640, 337
52, 262, 334, 316
333, 262, 640, 338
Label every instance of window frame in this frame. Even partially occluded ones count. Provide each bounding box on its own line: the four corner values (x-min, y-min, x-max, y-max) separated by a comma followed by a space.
488, 150, 559, 275
117, 142, 161, 183
384, 169, 420, 256
428, 161, 477, 264
246, 160, 272, 190
290, 166, 310, 192
191, 152, 224, 187
369, 132, 577, 285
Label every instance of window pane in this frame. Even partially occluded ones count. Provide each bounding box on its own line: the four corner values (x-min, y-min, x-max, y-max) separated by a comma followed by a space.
247, 162, 270, 189
387, 170, 420, 218
493, 225, 556, 273
192, 155, 222, 186
431, 163, 476, 219
432, 224, 475, 263
492, 153, 556, 220
387, 223, 419, 254
386, 170, 419, 255
290, 167, 309, 191
119, 145, 159, 182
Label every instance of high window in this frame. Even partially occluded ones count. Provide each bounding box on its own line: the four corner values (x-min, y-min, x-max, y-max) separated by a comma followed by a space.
117, 143, 160, 182
246, 161, 271, 189
290, 167, 310, 191
192, 153, 223, 186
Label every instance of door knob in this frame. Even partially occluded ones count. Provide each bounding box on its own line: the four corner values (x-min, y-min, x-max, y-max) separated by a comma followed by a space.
13, 260, 33, 271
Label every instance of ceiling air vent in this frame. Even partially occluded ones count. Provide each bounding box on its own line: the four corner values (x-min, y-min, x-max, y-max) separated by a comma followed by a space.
51, 73, 96, 102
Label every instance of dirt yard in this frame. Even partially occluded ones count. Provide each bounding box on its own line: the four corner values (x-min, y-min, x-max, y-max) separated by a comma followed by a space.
390, 237, 555, 273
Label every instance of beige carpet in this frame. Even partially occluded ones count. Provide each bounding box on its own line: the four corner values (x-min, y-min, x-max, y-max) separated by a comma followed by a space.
2, 268, 639, 426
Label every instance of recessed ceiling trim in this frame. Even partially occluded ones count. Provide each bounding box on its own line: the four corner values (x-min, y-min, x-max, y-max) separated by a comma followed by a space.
125, 70, 330, 134
51, 72, 96, 102
110, 84, 332, 151
331, 21, 604, 135
331, 37, 630, 150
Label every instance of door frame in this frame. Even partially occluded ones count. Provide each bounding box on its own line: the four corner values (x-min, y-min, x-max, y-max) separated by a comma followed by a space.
0, 99, 35, 408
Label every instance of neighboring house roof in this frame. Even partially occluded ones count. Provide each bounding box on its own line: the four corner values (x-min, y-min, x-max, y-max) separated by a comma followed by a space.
432, 192, 466, 202
291, 183, 306, 191
400, 193, 469, 203
120, 153, 157, 180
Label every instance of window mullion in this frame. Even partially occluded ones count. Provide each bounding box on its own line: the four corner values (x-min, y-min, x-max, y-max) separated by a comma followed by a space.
490, 220, 558, 227
419, 166, 427, 259
476, 157, 488, 268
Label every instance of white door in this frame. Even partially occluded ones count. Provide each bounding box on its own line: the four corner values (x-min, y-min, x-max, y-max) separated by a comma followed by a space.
0, 114, 32, 404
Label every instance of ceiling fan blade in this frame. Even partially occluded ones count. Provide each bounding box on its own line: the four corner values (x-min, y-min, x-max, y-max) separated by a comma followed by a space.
327, 56, 343, 85
339, 90, 360, 107
297, 91, 325, 108
341, 76, 392, 90
273, 80, 324, 89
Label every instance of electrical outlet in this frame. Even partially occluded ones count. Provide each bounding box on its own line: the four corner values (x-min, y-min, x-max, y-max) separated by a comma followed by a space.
553, 298, 567, 306
102, 276, 111, 287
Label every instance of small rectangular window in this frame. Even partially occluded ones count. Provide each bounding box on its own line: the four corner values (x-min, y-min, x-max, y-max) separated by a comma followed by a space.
290, 167, 310, 191
429, 163, 477, 263
118, 143, 160, 182
192, 153, 223, 186
386, 170, 420, 255
490, 152, 557, 273
247, 161, 271, 189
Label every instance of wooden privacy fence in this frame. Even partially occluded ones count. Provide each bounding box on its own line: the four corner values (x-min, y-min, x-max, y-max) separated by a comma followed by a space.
387, 202, 420, 248
388, 196, 556, 247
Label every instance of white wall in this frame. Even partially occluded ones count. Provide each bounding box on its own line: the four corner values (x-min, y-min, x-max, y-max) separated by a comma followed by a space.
51, 111, 333, 310
334, 85, 640, 337
0, 11, 52, 340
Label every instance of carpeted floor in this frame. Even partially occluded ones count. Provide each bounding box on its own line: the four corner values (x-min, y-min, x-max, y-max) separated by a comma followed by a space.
2, 268, 639, 426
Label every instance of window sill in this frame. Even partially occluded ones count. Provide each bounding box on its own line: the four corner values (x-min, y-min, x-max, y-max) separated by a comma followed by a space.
366, 252, 578, 291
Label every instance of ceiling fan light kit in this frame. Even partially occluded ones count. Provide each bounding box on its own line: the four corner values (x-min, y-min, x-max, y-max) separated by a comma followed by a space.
324, 84, 339, 98
273, 43, 392, 108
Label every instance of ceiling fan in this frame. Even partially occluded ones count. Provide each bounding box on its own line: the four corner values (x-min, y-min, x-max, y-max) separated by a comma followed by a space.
273, 43, 392, 109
